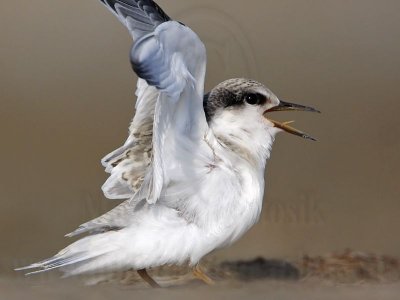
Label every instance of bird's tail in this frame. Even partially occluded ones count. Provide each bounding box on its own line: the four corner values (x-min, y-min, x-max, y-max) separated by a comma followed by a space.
15, 231, 124, 277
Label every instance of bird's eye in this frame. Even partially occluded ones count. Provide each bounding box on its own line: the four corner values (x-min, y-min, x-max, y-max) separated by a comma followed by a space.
244, 93, 262, 105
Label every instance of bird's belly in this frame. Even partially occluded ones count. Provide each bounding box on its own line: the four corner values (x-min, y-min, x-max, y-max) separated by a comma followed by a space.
212, 198, 263, 248
160, 160, 265, 264
182, 195, 263, 264
190, 169, 265, 254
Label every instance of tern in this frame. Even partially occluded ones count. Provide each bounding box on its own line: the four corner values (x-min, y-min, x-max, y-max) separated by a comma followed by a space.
17, 0, 319, 287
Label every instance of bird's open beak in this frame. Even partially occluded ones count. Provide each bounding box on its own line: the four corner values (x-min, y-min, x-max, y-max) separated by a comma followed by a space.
264, 100, 320, 141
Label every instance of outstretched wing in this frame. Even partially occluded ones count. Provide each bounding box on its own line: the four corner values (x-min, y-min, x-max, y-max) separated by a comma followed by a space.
15, 1, 215, 274
99, 0, 211, 205
99, 0, 171, 41
101, 79, 157, 200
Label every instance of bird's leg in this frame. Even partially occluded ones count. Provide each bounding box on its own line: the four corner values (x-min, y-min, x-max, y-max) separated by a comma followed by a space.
137, 269, 161, 288
192, 264, 215, 285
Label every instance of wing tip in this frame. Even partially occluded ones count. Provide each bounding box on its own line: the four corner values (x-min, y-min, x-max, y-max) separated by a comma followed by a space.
98, 0, 171, 22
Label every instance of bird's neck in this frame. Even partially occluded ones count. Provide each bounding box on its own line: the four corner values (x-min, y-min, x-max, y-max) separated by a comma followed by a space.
210, 111, 277, 169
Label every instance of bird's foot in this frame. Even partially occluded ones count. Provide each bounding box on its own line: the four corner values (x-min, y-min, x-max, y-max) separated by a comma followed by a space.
193, 265, 215, 285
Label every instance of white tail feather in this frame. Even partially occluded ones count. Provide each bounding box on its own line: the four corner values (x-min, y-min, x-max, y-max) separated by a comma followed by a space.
16, 232, 122, 276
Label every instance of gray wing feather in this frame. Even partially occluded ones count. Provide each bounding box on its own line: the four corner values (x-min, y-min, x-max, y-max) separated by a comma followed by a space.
66, 200, 143, 237
72, 1, 207, 238
99, 0, 171, 41
96, 0, 173, 201
101, 80, 157, 200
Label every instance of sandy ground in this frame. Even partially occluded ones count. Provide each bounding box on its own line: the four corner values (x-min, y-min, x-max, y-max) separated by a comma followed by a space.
4, 252, 400, 300
2, 276, 400, 300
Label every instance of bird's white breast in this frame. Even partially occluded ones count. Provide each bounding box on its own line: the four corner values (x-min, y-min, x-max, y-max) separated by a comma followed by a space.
200, 148, 265, 247
191, 108, 279, 250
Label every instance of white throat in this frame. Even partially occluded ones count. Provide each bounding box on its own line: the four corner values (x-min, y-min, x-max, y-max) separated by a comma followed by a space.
210, 109, 279, 169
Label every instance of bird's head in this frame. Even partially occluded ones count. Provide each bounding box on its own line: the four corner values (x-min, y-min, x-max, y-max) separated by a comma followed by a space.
204, 78, 319, 162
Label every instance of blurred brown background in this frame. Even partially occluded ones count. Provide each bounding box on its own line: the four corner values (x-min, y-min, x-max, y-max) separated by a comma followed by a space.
1, 0, 399, 276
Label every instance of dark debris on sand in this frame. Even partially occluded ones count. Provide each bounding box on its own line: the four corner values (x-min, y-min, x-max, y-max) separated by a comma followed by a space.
299, 249, 400, 283
219, 257, 300, 281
